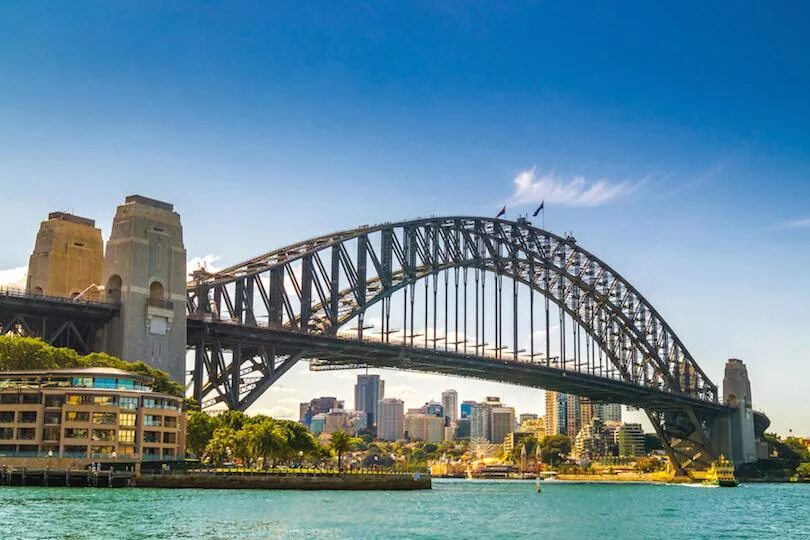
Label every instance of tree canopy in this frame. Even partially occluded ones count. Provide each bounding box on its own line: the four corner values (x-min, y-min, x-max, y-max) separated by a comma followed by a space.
0, 335, 183, 396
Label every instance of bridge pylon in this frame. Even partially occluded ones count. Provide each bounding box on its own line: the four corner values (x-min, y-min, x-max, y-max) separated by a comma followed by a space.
101, 195, 187, 383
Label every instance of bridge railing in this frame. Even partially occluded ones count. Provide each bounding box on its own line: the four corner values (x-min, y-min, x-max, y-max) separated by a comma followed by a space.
0, 286, 117, 308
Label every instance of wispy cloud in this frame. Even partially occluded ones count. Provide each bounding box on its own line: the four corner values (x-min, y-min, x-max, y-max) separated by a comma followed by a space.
778, 218, 810, 230
510, 167, 643, 207
0, 265, 27, 289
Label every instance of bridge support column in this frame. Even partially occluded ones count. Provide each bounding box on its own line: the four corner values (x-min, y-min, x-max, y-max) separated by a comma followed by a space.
101, 195, 187, 384
647, 408, 717, 478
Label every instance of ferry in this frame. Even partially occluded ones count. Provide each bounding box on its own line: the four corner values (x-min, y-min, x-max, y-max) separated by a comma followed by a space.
703, 455, 739, 487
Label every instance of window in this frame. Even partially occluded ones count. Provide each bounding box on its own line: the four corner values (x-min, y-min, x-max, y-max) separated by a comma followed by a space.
94, 378, 117, 389
162, 448, 176, 459
66, 394, 92, 405
93, 395, 117, 407
64, 445, 88, 457
119, 397, 139, 410
143, 431, 160, 443
0, 411, 13, 423
143, 447, 159, 456
119, 413, 136, 427
16, 428, 36, 440
20, 393, 41, 404
92, 412, 116, 425
0, 428, 13, 440
117, 379, 135, 391
119, 429, 135, 444
65, 428, 88, 439
66, 411, 90, 422
164, 416, 178, 429
162, 432, 177, 445
91, 429, 115, 442
72, 377, 93, 388
0, 395, 18, 404
118, 446, 135, 457
43, 412, 61, 425
17, 411, 37, 424
44, 395, 64, 407
42, 427, 60, 441
90, 446, 115, 457
144, 415, 162, 427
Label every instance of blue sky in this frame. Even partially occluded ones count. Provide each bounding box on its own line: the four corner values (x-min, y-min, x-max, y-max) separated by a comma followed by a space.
1, 3, 809, 434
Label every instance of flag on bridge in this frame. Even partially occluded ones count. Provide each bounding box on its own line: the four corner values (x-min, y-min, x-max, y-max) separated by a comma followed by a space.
532, 201, 545, 217
496, 206, 506, 218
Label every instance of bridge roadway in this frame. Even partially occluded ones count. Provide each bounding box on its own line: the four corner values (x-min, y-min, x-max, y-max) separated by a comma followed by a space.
187, 318, 730, 415
0, 288, 119, 354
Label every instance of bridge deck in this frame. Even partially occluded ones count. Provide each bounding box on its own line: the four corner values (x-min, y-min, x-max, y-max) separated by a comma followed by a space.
188, 319, 728, 414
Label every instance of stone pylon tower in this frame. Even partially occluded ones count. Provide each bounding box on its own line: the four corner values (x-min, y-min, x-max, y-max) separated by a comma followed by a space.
101, 195, 187, 384
26, 212, 104, 298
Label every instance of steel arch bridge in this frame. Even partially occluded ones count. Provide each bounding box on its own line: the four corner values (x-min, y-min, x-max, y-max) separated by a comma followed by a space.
186, 216, 727, 476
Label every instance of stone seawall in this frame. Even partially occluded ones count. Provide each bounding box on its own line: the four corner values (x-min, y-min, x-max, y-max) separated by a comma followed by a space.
136, 472, 431, 490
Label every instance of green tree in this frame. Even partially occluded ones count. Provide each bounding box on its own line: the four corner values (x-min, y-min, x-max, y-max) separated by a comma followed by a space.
278, 420, 318, 463
217, 410, 250, 431
538, 434, 571, 466
329, 430, 357, 472
247, 419, 287, 469
796, 462, 810, 479
186, 410, 220, 458
205, 427, 237, 466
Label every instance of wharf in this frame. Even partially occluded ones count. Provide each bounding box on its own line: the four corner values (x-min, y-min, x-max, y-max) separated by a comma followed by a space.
0, 467, 135, 488
135, 470, 432, 490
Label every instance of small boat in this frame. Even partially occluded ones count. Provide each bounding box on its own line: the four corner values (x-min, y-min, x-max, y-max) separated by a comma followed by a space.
703, 455, 739, 487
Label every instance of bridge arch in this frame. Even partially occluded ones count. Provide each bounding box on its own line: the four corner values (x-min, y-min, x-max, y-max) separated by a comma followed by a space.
187, 216, 724, 477
188, 217, 716, 404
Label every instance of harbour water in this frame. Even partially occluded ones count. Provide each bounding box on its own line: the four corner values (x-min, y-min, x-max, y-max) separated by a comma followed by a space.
0, 479, 807, 539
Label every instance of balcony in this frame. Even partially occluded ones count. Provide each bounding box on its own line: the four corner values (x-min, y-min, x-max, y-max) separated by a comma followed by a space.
147, 297, 174, 310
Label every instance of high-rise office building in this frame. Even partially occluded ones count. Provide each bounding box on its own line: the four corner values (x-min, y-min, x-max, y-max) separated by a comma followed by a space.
490, 407, 516, 445
424, 400, 444, 418
594, 403, 622, 423
565, 394, 582, 440
455, 417, 471, 440
355, 374, 384, 427
404, 413, 444, 443
616, 423, 645, 457
377, 398, 404, 441
460, 400, 476, 419
441, 389, 458, 422
299, 396, 343, 427
470, 402, 491, 441
545, 391, 568, 436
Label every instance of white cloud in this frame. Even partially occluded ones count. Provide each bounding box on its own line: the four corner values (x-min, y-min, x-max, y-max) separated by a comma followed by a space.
778, 218, 810, 230
252, 406, 296, 420
510, 167, 642, 207
0, 265, 27, 289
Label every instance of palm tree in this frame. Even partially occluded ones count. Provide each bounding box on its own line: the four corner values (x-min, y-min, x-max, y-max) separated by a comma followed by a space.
329, 430, 356, 472
247, 420, 287, 469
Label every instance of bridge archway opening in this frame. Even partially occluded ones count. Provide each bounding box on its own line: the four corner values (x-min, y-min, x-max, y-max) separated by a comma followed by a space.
106, 275, 122, 304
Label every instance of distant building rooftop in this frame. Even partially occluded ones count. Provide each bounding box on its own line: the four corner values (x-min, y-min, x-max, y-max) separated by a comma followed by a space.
47, 212, 96, 228
125, 195, 174, 212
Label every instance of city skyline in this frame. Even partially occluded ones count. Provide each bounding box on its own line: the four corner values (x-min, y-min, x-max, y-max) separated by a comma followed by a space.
1, 4, 809, 434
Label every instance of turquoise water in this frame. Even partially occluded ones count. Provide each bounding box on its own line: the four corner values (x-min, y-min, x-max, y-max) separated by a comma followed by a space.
0, 480, 807, 539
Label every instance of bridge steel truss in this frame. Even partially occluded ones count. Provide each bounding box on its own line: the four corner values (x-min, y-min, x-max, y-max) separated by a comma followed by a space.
0, 288, 119, 355
187, 217, 724, 476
